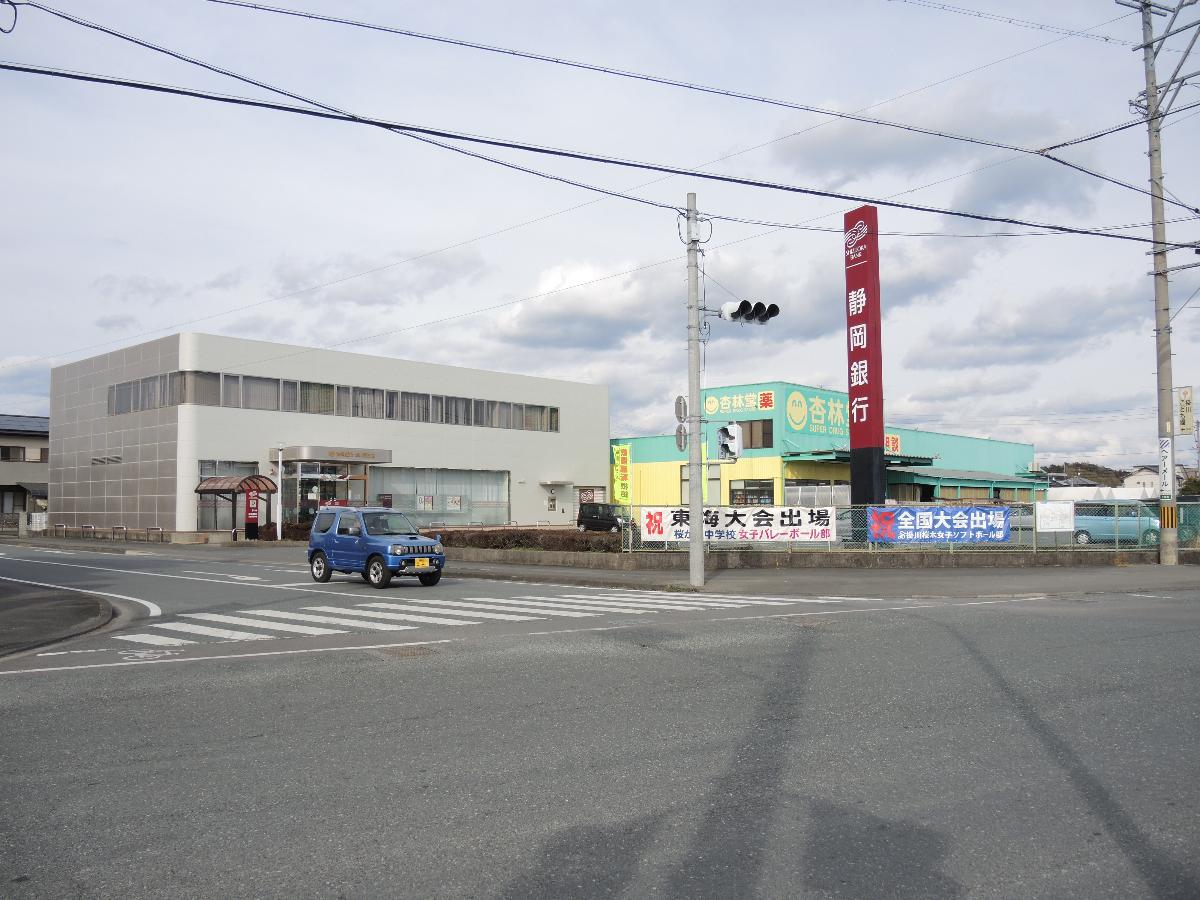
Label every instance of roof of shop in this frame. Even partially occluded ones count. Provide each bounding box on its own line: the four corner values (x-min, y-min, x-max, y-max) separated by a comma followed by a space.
0, 415, 49, 435
194, 475, 277, 494
888, 466, 1045, 485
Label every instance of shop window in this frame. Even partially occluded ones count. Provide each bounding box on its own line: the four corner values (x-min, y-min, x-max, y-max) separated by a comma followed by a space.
736, 418, 773, 449
729, 479, 775, 505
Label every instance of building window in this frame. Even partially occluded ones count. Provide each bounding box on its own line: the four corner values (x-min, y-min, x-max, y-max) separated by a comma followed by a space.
241, 376, 280, 411
444, 396, 472, 425
729, 479, 775, 505
429, 395, 444, 423
0, 446, 26, 461
183, 371, 221, 407
196, 460, 258, 530
300, 382, 335, 415
280, 380, 299, 412
385, 391, 398, 420
524, 404, 548, 431
353, 387, 384, 418
401, 392, 431, 422
39, 447, 50, 462
221, 374, 241, 408
737, 418, 773, 449
336, 386, 352, 417
681, 463, 722, 506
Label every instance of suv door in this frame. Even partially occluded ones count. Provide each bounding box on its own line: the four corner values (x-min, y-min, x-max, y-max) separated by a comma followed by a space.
330, 510, 366, 570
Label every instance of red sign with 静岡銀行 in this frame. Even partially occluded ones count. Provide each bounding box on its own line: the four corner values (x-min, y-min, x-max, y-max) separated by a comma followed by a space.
844, 205, 884, 450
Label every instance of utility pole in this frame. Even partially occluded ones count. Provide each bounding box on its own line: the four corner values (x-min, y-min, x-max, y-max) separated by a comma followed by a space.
1120, 0, 1200, 562
685, 192, 705, 588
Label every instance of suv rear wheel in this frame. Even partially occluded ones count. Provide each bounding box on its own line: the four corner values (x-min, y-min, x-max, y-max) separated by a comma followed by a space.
366, 556, 392, 589
310, 552, 331, 583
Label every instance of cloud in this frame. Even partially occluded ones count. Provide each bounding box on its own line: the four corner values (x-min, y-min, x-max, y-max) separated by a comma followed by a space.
272, 247, 489, 310
902, 281, 1151, 369
768, 84, 1071, 189
94, 314, 138, 331
91, 274, 181, 305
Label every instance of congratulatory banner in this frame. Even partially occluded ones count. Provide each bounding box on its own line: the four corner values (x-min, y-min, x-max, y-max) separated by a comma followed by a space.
868, 506, 1010, 543
641, 507, 836, 543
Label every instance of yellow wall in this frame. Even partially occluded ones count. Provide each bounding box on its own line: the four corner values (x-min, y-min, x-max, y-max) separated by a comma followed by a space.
621, 456, 866, 506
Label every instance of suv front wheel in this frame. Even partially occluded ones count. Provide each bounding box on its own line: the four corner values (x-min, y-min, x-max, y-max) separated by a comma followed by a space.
366, 555, 393, 589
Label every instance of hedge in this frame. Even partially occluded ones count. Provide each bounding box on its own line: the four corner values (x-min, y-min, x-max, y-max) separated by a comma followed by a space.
426, 528, 619, 553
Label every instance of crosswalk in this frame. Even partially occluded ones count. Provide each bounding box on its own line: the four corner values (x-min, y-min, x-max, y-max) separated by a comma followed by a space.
105, 588, 832, 648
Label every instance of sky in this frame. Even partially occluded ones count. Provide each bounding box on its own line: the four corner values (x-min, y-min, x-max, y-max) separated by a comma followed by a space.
2, 0, 1198, 471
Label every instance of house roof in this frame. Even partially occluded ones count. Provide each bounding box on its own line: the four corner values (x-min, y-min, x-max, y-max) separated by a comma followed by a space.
0, 414, 49, 436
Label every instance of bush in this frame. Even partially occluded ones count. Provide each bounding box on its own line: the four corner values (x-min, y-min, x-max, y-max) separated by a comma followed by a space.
426, 528, 619, 553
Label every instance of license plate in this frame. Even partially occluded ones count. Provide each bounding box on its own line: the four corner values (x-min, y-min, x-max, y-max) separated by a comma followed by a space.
414, 557, 430, 568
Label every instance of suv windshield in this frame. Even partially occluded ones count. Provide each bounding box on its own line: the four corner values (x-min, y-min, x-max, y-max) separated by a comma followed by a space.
362, 511, 420, 536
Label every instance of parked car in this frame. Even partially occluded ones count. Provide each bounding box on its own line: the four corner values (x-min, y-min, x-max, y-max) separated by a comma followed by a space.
1072, 502, 1160, 546
577, 502, 627, 532
308, 506, 445, 588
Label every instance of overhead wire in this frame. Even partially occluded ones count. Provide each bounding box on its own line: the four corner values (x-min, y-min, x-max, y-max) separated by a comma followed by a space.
202, 0, 1197, 213
884, 0, 1139, 46
3, 61, 1194, 250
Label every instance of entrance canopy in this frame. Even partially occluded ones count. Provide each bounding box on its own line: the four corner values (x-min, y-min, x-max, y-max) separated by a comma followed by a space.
195, 475, 277, 495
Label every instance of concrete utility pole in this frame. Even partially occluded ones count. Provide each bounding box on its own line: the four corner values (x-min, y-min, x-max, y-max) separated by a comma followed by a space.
1123, 0, 1200, 563
685, 193, 705, 588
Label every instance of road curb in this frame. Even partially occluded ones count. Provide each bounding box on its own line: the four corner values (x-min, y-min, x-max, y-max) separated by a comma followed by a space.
0, 597, 116, 659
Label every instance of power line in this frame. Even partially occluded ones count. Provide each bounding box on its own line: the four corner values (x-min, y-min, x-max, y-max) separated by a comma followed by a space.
886, 0, 1140, 46
4, 62, 1194, 250
202, 0, 1195, 213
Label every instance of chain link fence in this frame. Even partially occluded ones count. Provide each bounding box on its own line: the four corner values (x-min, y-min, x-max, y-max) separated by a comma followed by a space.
622, 502, 1200, 552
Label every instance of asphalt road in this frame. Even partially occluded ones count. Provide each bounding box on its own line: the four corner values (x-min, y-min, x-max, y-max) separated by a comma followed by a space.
1, 545, 1198, 898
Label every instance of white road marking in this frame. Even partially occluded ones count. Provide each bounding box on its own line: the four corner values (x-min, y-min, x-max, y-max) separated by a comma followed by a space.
528, 623, 659, 636
819, 595, 885, 601
300, 606, 478, 627
360, 600, 543, 622
182, 571, 264, 581
0, 574, 162, 617
179, 613, 347, 636
590, 593, 747, 608
555, 594, 710, 612
149, 622, 276, 641
0, 639, 456, 675
239, 609, 418, 630
484, 596, 655, 615
1130, 593, 1169, 599
37, 647, 119, 656
112, 633, 196, 647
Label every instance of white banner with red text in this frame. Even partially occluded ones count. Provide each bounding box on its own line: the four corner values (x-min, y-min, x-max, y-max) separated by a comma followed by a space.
640, 506, 836, 543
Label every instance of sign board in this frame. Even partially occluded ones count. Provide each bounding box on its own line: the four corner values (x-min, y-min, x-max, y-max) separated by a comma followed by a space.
446, 495, 462, 512
612, 444, 632, 504
675, 423, 688, 453
1180, 386, 1195, 433
1159, 438, 1174, 499
377, 493, 393, 508
245, 489, 259, 524
843, 206, 884, 450
579, 488, 594, 503
1035, 501, 1074, 532
675, 395, 687, 423
704, 390, 776, 417
867, 506, 1010, 543
641, 506, 836, 543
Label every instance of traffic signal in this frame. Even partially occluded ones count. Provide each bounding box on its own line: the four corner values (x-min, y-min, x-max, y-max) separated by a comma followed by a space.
717, 421, 743, 461
719, 299, 780, 323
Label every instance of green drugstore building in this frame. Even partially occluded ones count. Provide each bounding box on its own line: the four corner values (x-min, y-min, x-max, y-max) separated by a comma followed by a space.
610, 381, 1046, 508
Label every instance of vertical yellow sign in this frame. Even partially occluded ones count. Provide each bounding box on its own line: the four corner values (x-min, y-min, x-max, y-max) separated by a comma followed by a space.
612, 444, 632, 504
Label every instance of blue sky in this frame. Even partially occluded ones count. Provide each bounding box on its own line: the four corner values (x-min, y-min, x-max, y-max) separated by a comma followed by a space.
2, 0, 1197, 469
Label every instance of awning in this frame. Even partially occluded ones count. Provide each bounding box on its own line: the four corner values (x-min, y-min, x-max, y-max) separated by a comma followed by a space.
18, 482, 48, 499
782, 449, 935, 467
195, 475, 278, 495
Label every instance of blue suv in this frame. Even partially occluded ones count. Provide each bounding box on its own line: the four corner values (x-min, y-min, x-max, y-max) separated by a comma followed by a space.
308, 506, 446, 588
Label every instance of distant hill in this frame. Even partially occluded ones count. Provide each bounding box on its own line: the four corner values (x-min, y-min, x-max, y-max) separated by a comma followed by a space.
1040, 462, 1128, 488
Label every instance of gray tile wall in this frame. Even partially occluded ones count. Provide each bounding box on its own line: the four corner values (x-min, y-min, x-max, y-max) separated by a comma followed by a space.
49, 336, 181, 529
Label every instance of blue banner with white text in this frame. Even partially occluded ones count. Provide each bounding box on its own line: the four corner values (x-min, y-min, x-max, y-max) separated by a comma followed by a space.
868, 506, 1010, 543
